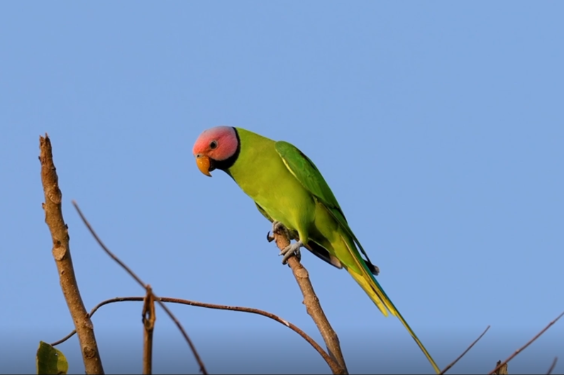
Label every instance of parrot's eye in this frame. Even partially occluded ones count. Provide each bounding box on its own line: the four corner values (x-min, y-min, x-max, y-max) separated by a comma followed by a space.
210, 140, 218, 149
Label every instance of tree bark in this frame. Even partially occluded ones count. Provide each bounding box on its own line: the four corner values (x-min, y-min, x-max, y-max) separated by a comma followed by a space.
39, 134, 104, 374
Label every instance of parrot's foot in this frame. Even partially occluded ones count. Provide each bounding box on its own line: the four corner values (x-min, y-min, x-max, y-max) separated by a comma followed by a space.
272, 220, 285, 234
267, 221, 287, 242
267, 221, 302, 264
280, 240, 303, 264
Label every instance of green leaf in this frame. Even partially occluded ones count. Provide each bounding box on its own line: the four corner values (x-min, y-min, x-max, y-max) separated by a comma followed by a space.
36, 341, 68, 374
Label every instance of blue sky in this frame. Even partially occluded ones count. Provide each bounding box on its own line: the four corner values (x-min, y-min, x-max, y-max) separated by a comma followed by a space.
1, 1, 563, 373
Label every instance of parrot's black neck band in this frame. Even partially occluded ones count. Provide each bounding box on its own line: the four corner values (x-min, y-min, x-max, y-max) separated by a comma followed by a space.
212, 127, 241, 172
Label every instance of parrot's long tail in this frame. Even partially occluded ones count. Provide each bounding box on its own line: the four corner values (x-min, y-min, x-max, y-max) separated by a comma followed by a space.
344, 237, 441, 374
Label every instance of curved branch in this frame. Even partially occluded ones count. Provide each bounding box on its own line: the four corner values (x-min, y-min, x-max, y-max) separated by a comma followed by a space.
72, 202, 208, 375
51, 296, 336, 370
39, 135, 104, 374
489, 311, 564, 375
440, 325, 490, 374
271, 225, 348, 375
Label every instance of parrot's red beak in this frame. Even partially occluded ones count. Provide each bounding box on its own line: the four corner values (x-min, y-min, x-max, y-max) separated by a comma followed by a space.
195, 154, 212, 177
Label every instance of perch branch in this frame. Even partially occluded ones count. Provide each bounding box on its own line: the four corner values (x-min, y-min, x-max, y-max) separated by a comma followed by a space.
440, 325, 490, 374
142, 286, 156, 375
51, 296, 338, 371
489, 311, 564, 375
39, 134, 104, 374
271, 225, 348, 375
72, 201, 208, 375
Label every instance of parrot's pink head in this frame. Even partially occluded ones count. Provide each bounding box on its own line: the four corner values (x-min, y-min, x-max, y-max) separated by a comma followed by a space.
192, 126, 239, 176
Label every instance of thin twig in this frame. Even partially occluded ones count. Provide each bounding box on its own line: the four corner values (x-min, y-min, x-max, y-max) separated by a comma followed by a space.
489, 311, 564, 375
73, 202, 145, 288
271, 225, 347, 375
72, 201, 208, 375
50, 296, 337, 370
39, 135, 104, 374
440, 325, 490, 374
142, 286, 156, 375
546, 357, 558, 375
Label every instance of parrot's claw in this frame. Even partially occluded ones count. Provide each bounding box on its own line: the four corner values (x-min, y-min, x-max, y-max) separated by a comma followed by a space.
266, 231, 274, 242
279, 241, 303, 264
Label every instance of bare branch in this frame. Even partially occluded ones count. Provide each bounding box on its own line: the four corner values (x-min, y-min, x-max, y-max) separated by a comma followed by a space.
51, 296, 338, 371
546, 357, 558, 375
489, 311, 564, 375
142, 286, 156, 375
271, 225, 348, 375
39, 134, 104, 374
440, 325, 490, 374
72, 201, 208, 375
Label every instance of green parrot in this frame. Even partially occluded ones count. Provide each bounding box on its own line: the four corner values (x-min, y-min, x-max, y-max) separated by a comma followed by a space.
193, 126, 440, 373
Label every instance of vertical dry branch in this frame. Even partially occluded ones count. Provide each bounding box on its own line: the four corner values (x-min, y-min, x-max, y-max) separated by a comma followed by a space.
39, 134, 104, 374
272, 226, 348, 375
142, 286, 156, 375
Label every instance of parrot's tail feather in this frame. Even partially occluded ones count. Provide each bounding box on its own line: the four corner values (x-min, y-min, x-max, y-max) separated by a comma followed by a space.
341, 235, 441, 375
348, 270, 390, 317
394, 308, 441, 374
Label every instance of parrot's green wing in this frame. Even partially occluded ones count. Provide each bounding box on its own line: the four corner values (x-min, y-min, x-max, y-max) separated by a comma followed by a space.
274, 141, 379, 274
275, 141, 440, 374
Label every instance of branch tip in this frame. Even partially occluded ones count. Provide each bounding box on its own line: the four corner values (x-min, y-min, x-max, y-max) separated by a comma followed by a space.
440, 325, 490, 374
546, 357, 558, 375
489, 311, 564, 375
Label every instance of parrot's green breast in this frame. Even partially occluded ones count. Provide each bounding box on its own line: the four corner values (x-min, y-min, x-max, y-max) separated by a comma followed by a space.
227, 128, 315, 237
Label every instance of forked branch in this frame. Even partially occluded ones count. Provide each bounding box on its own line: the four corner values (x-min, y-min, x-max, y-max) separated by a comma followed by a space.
72, 201, 208, 375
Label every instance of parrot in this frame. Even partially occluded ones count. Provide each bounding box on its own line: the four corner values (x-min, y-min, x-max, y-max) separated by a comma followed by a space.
192, 126, 440, 374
